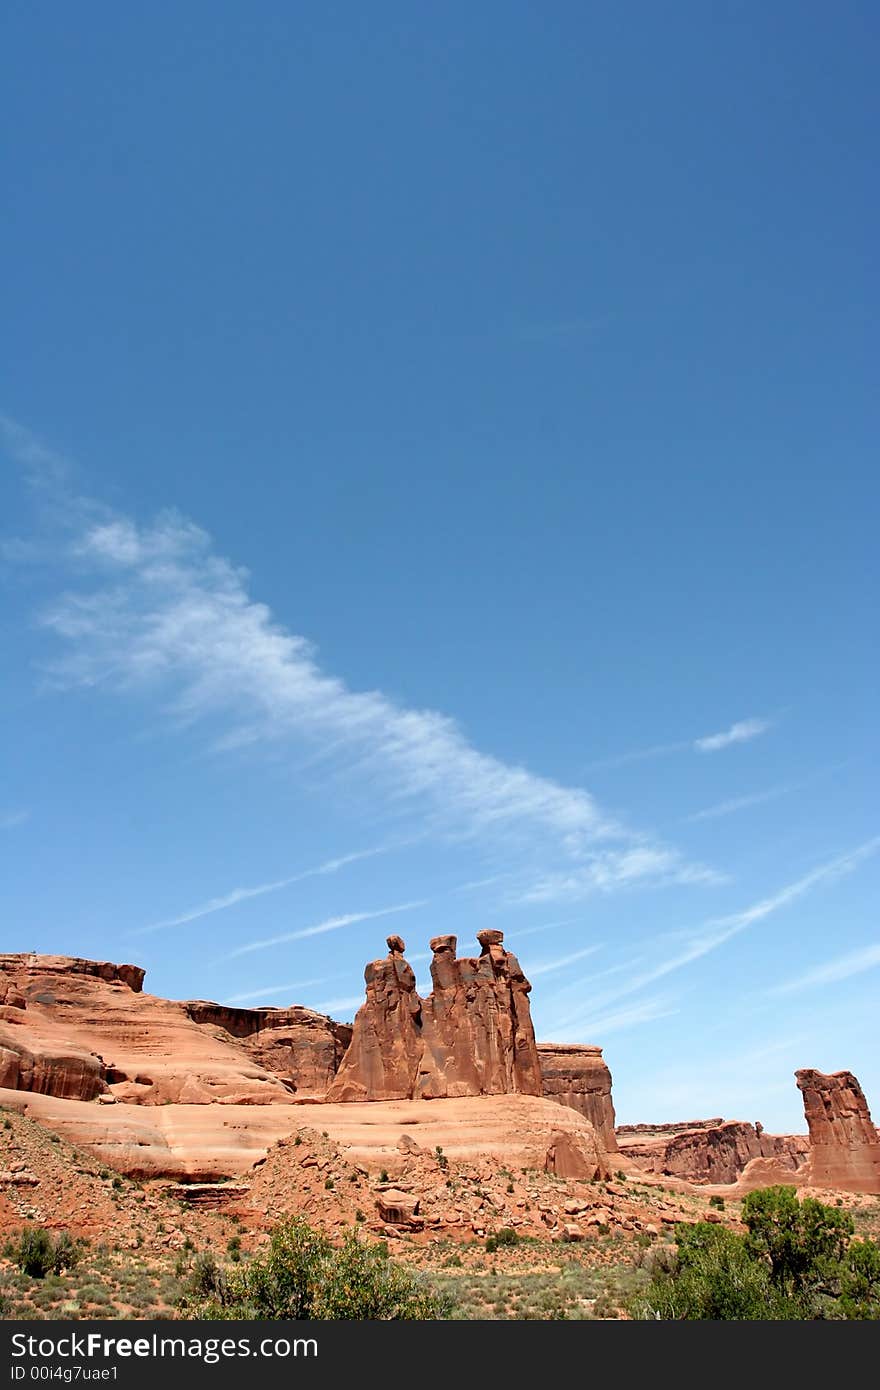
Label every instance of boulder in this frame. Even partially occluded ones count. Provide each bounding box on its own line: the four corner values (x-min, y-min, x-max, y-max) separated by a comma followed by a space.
375, 1189, 422, 1227
544, 1128, 608, 1182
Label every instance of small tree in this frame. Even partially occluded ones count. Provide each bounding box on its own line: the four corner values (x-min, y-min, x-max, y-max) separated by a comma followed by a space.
741, 1186, 853, 1300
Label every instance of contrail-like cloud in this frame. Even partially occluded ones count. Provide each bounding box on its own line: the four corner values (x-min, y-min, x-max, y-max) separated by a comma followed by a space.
585, 715, 773, 771
219, 898, 427, 961
132, 846, 389, 936
771, 941, 880, 995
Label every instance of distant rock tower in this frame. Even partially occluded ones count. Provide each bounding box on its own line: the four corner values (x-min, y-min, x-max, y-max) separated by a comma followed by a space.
797, 1068, 880, 1194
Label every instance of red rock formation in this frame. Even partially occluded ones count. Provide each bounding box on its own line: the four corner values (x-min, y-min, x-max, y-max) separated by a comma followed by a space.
537, 1043, 617, 1151
0, 1037, 106, 1101
544, 1128, 608, 1182
797, 1068, 880, 1194
0, 954, 341, 1107
328, 932, 543, 1103
325, 939, 424, 1102
184, 1002, 352, 1097
418, 931, 543, 1099
617, 1119, 809, 1185
0, 955, 144, 993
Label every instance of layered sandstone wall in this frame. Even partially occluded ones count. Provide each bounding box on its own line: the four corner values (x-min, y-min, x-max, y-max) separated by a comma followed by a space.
184, 1002, 352, 1097
537, 1043, 618, 1151
617, 1119, 809, 1185
797, 1068, 880, 1194
327, 931, 543, 1103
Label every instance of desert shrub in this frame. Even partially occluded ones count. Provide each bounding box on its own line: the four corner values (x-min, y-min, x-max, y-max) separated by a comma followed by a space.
4, 1227, 82, 1279
49, 1231, 82, 1275
631, 1188, 880, 1320
631, 1221, 795, 1320
838, 1238, 880, 1319
310, 1231, 451, 1320
191, 1251, 227, 1297
708, 1195, 725, 1210
226, 1236, 242, 1262
741, 1185, 853, 1299
485, 1228, 520, 1253
180, 1215, 451, 1321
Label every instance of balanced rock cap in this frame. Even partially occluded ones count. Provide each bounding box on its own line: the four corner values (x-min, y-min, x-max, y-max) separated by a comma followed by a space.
429, 934, 457, 953
477, 929, 504, 948
386, 935, 406, 954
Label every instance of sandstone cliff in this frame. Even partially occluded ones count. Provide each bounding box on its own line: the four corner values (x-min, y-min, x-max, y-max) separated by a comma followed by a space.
616, 1119, 809, 1185
537, 1043, 617, 1151
0, 954, 345, 1106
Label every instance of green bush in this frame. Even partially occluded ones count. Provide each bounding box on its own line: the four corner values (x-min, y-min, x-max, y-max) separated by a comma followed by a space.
741, 1185, 853, 1299
4, 1227, 82, 1279
485, 1228, 520, 1253
708, 1194, 725, 1210
631, 1187, 880, 1320
180, 1215, 451, 1321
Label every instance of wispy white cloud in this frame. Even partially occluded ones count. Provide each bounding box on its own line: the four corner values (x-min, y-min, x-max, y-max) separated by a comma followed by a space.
583, 740, 691, 772
527, 945, 603, 977
683, 761, 847, 824
132, 846, 389, 935
222, 975, 342, 1004
585, 715, 774, 771
519, 846, 725, 903
694, 717, 772, 753
5, 472, 716, 894
0, 809, 30, 830
770, 941, 880, 995
548, 996, 678, 1042
310, 994, 365, 1017
683, 784, 792, 823
510, 918, 580, 940
219, 898, 427, 961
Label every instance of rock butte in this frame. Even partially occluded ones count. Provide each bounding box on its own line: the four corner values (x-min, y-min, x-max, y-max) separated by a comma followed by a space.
1, 948, 878, 1195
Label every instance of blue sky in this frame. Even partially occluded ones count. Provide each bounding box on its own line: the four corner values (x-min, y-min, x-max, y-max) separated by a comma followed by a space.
1, 3, 877, 1132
